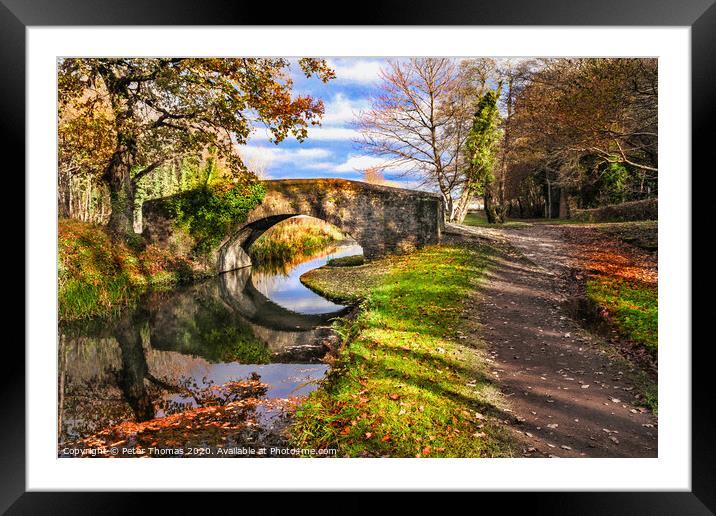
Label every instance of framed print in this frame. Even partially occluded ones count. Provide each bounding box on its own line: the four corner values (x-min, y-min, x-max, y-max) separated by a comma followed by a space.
5, 0, 712, 512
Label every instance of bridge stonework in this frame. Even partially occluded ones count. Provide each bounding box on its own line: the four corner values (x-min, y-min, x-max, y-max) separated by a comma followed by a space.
142, 178, 444, 273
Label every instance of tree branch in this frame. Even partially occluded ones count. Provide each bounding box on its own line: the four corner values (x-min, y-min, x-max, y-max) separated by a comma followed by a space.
132, 159, 167, 185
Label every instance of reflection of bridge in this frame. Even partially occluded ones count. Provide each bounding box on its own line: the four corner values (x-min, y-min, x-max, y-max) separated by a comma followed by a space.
143, 178, 444, 273
147, 267, 346, 362
217, 267, 348, 332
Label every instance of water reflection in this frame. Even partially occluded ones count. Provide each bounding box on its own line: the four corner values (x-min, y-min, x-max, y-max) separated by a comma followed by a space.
58, 240, 362, 455
253, 242, 362, 314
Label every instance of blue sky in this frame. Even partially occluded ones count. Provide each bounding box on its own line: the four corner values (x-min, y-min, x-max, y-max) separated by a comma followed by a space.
239, 58, 420, 189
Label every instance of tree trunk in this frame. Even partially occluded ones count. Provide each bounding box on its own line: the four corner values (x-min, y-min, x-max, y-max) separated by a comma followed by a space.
484, 190, 498, 224
484, 181, 504, 224
105, 134, 137, 239
441, 192, 455, 223
559, 187, 569, 219
453, 187, 473, 224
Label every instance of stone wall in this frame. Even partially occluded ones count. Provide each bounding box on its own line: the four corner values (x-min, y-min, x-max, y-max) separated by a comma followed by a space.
142, 178, 444, 273
571, 198, 658, 223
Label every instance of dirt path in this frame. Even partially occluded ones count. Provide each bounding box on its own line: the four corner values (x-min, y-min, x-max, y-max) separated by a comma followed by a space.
446, 223, 658, 458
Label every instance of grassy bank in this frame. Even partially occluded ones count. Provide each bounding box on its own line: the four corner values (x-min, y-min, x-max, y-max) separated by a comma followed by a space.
586, 271, 658, 414
58, 219, 204, 321
293, 244, 513, 457
563, 222, 658, 411
587, 223, 658, 354
250, 216, 345, 265
588, 274, 658, 413
568, 223, 658, 356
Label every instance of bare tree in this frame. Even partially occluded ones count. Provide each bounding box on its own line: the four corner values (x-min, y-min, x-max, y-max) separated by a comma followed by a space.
356, 58, 474, 221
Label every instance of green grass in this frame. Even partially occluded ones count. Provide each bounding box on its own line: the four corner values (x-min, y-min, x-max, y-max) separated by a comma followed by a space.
300, 259, 393, 305
291, 244, 514, 458
586, 277, 658, 355
462, 212, 659, 235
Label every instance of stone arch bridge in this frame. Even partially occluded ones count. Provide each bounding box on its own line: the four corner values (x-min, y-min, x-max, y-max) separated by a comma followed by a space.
142, 178, 444, 273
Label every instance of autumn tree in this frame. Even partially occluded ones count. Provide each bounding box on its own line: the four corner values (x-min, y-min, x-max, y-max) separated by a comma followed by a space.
363, 167, 386, 185
58, 85, 116, 222
58, 58, 335, 239
491, 59, 534, 222
509, 58, 658, 215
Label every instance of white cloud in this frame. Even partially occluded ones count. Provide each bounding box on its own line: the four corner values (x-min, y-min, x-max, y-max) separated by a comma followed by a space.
333, 154, 415, 174
326, 59, 384, 84
322, 93, 370, 125
238, 145, 331, 167
334, 155, 388, 172
303, 161, 338, 171
249, 152, 403, 176
307, 126, 360, 141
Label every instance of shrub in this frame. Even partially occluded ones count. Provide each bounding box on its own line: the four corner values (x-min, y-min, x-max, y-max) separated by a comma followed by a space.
165, 180, 265, 255
572, 198, 657, 223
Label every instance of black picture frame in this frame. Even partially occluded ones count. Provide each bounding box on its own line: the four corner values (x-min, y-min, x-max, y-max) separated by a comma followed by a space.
4, 0, 709, 513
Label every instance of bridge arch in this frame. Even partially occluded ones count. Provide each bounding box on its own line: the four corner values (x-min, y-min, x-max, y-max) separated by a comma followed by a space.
143, 178, 444, 273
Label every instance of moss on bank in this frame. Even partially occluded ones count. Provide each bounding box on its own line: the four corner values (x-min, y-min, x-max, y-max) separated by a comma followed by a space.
300, 259, 390, 305
292, 244, 514, 457
58, 219, 207, 321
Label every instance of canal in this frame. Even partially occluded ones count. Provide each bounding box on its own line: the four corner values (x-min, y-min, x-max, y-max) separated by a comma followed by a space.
58, 240, 362, 457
